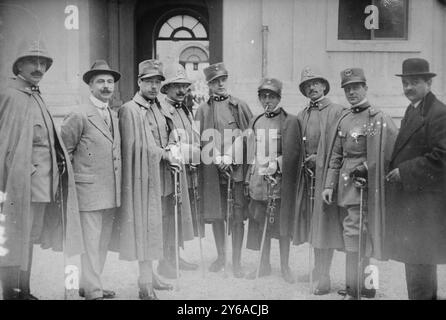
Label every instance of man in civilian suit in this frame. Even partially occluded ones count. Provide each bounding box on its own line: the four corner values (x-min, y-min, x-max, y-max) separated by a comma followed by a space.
61, 60, 122, 300
386, 58, 446, 300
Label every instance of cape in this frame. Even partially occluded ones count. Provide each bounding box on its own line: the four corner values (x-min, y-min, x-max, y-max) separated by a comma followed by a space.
323, 106, 398, 259
245, 108, 303, 241
195, 95, 253, 221
293, 99, 346, 247
0, 80, 84, 270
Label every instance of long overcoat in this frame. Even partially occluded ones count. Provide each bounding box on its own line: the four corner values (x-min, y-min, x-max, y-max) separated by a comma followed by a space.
195, 96, 253, 221
386, 92, 446, 264
294, 98, 345, 247
0, 78, 84, 270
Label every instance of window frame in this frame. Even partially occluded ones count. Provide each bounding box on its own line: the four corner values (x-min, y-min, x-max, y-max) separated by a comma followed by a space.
326, 0, 426, 52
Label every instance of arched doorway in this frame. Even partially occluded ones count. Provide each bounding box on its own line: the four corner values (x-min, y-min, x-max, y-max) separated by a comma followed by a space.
135, 0, 221, 104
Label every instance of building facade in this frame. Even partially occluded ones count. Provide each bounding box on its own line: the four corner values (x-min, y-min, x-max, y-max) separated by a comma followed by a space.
1, 0, 445, 124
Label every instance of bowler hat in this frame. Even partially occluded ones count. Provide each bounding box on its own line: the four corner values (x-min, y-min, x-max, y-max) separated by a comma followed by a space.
160, 63, 192, 94
138, 59, 165, 81
83, 60, 121, 84
203, 62, 228, 83
395, 58, 437, 78
340, 68, 366, 88
13, 40, 53, 75
258, 78, 282, 97
299, 66, 330, 97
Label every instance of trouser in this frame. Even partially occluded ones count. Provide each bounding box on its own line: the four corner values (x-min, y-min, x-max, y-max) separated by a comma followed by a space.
405, 263, 437, 300
1, 203, 46, 300
212, 182, 245, 268
343, 205, 367, 252
255, 235, 291, 271
79, 208, 115, 300
313, 248, 334, 281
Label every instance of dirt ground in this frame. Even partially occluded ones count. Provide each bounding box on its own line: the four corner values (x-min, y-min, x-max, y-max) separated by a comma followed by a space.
2, 224, 446, 300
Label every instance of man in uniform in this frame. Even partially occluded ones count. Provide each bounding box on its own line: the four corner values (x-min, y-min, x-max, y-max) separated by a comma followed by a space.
294, 67, 345, 295
386, 58, 446, 300
322, 68, 397, 299
195, 63, 253, 277
159, 63, 200, 273
245, 78, 302, 283
61, 60, 121, 300
0, 40, 83, 300
116, 59, 179, 300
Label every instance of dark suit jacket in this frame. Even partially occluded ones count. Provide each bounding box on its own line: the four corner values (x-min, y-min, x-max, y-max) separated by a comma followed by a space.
61, 100, 121, 212
387, 92, 446, 264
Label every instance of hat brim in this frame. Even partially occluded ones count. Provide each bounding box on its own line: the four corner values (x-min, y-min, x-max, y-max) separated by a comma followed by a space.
341, 79, 366, 88
206, 73, 228, 83
139, 73, 166, 81
395, 72, 437, 78
160, 78, 192, 94
299, 77, 330, 97
258, 88, 281, 97
83, 69, 121, 84
12, 55, 53, 75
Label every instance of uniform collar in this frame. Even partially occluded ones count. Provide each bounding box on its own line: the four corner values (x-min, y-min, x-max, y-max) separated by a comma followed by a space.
264, 106, 282, 118
11, 76, 41, 95
308, 96, 331, 111
350, 99, 370, 113
211, 94, 229, 102
166, 96, 185, 108
133, 92, 158, 109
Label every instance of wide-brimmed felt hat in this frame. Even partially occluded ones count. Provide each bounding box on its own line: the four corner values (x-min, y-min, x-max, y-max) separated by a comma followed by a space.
138, 59, 165, 81
395, 58, 437, 78
83, 60, 121, 84
160, 63, 192, 94
203, 62, 228, 83
340, 68, 367, 88
299, 66, 330, 97
13, 40, 53, 75
258, 78, 283, 97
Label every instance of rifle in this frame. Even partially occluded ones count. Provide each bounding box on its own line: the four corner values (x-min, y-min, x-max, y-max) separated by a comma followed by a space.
190, 165, 205, 278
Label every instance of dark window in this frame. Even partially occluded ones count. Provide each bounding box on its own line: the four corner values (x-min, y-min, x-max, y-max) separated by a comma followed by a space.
338, 0, 408, 40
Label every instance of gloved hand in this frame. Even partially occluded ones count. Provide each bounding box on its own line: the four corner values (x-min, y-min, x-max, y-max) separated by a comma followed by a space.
165, 144, 183, 170
349, 164, 367, 180
304, 154, 317, 170
215, 154, 233, 172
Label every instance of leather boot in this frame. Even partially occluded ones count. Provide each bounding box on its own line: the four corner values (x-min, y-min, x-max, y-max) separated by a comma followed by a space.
158, 246, 178, 279
361, 257, 376, 298
0, 266, 20, 300
279, 237, 295, 284
314, 248, 333, 295
246, 236, 272, 279
232, 222, 245, 278
138, 282, 158, 300
338, 251, 359, 300
17, 246, 38, 300
152, 273, 173, 291
209, 220, 226, 272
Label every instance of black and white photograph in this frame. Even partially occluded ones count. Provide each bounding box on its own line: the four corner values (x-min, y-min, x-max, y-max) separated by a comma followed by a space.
1, 0, 446, 304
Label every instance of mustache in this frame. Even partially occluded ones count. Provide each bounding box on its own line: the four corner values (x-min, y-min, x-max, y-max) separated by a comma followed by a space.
101, 89, 112, 94
31, 71, 43, 77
